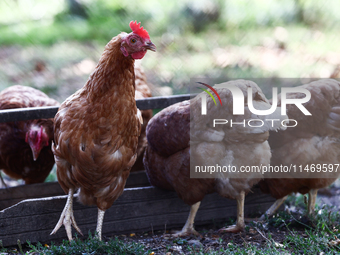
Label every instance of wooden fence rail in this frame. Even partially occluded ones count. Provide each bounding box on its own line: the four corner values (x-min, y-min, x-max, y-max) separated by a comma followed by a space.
0, 94, 191, 123
0, 174, 273, 247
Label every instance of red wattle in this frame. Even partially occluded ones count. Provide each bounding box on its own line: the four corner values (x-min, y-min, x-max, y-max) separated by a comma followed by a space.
131, 50, 147, 59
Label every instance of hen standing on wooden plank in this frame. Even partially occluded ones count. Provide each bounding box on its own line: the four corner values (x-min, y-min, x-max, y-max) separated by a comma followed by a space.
131, 61, 153, 172
0, 85, 59, 186
50, 21, 156, 241
259, 79, 340, 219
144, 80, 287, 236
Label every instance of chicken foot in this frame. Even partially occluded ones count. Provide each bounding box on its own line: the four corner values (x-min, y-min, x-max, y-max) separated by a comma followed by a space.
50, 188, 83, 240
307, 189, 318, 215
96, 208, 106, 241
259, 195, 288, 221
171, 202, 201, 237
219, 191, 245, 233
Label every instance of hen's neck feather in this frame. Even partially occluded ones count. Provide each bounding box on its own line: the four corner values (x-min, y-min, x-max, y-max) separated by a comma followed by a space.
85, 33, 135, 100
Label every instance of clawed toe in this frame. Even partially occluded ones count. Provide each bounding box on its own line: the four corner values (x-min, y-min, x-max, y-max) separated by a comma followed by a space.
170, 228, 202, 238
218, 225, 244, 233
50, 188, 83, 241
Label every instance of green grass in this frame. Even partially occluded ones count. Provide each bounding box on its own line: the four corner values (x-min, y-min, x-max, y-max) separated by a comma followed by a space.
283, 209, 340, 254
25, 234, 151, 255
3, 240, 287, 255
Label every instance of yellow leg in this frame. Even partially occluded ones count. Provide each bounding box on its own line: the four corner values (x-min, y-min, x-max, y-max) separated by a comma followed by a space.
172, 202, 201, 237
259, 196, 288, 220
50, 188, 83, 240
219, 191, 245, 233
96, 208, 106, 241
308, 189, 318, 215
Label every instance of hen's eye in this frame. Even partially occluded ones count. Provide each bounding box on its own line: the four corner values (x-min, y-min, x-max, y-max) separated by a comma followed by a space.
130, 38, 137, 44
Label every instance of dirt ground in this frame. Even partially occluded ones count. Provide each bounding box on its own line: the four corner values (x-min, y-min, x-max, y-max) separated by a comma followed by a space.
109, 213, 313, 254
114, 222, 291, 254
109, 182, 340, 254
1, 181, 339, 254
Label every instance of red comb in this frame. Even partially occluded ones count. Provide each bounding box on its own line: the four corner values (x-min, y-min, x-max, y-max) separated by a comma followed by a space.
129, 21, 150, 40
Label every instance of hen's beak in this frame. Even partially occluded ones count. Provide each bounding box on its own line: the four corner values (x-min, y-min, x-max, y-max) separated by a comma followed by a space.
31, 147, 41, 161
28, 142, 42, 161
144, 41, 156, 52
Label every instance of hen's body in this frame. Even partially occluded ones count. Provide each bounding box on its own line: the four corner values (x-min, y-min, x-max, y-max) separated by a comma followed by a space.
0, 85, 59, 184
144, 101, 216, 204
259, 79, 340, 217
144, 80, 287, 235
53, 37, 141, 209
51, 22, 155, 240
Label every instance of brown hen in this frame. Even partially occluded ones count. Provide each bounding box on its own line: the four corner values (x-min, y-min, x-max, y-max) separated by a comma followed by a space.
0, 85, 59, 185
259, 79, 340, 218
144, 80, 287, 236
50, 21, 156, 240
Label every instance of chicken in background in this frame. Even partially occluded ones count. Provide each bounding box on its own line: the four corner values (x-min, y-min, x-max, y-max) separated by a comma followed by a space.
50, 21, 156, 241
131, 60, 153, 172
144, 80, 287, 236
0, 85, 59, 186
259, 79, 340, 219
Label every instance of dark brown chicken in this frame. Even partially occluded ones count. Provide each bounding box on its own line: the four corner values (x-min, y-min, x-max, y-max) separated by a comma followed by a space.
0, 85, 59, 185
131, 61, 153, 172
144, 80, 287, 236
259, 79, 340, 218
50, 21, 156, 241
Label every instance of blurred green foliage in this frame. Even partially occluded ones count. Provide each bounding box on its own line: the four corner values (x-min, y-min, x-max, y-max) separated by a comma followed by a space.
0, 0, 340, 45
0, 0, 340, 99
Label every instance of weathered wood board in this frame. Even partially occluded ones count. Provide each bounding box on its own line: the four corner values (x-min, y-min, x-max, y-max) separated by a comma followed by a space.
0, 94, 191, 123
0, 185, 274, 247
0, 171, 150, 210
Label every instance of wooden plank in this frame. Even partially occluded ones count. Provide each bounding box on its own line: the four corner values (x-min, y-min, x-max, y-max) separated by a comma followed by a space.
136, 94, 191, 110
0, 186, 275, 247
0, 95, 191, 123
0, 106, 58, 123
0, 182, 63, 211
0, 171, 150, 210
